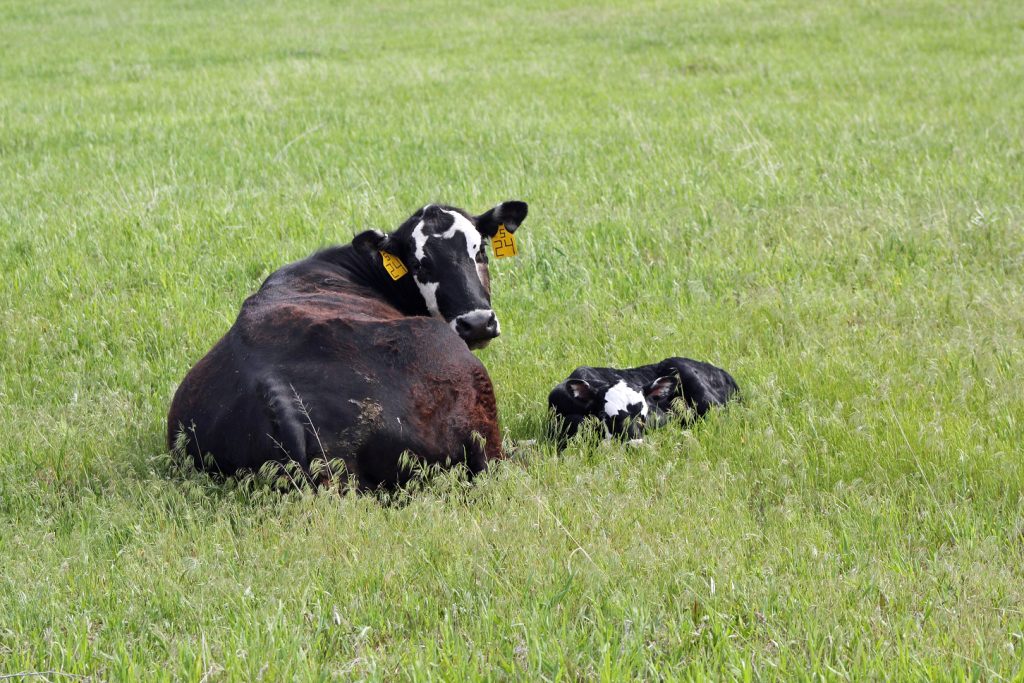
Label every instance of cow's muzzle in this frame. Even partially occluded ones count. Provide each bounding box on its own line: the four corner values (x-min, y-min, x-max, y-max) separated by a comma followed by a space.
452, 309, 500, 349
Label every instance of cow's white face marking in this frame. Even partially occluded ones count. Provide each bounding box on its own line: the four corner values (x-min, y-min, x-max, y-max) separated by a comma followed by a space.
475, 261, 490, 290
603, 381, 649, 419
412, 218, 430, 261
439, 208, 481, 259
415, 279, 441, 318
410, 207, 489, 321
411, 208, 480, 262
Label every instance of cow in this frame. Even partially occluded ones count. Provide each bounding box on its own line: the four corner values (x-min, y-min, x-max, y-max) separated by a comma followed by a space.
167, 201, 528, 490
547, 357, 739, 446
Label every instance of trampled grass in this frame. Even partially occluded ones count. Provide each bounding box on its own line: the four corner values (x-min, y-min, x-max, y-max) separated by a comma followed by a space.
2, 0, 1023, 679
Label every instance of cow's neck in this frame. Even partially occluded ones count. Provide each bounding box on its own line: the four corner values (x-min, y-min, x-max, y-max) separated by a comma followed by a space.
316, 245, 428, 317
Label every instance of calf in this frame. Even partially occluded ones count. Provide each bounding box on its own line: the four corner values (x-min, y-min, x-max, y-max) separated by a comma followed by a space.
548, 357, 739, 446
168, 201, 528, 489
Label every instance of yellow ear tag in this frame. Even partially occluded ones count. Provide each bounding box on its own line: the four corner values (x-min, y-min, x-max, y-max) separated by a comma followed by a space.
380, 251, 408, 280
491, 224, 518, 258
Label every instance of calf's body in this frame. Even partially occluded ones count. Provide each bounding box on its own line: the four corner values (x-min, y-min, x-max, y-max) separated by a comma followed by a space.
548, 356, 739, 445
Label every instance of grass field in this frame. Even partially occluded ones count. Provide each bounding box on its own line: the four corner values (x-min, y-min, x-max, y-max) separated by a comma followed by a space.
2, 0, 1023, 678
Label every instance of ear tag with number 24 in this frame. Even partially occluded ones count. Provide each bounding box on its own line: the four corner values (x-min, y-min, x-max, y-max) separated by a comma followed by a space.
491, 224, 518, 258
380, 251, 408, 280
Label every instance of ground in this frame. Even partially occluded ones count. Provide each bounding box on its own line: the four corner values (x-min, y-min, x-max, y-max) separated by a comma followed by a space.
1, 0, 1023, 679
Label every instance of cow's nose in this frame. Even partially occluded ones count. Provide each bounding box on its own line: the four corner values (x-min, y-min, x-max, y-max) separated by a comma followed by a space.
453, 310, 499, 343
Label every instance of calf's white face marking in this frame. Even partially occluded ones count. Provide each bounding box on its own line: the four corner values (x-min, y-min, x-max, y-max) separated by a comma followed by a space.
602, 380, 649, 419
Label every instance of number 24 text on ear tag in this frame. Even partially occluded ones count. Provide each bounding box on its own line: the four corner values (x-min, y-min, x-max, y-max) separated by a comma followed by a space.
491, 224, 518, 258
380, 251, 408, 280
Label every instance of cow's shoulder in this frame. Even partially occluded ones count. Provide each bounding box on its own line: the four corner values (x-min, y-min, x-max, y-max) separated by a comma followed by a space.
227, 258, 409, 353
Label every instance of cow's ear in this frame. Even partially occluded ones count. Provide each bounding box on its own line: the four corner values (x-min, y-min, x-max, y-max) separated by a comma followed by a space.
353, 229, 391, 253
565, 378, 596, 407
475, 200, 528, 237
644, 375, 678, 403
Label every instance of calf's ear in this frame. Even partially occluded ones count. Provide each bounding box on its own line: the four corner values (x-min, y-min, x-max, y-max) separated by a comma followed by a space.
565, 378, 597, 407
475, 200, 528, 237
353, 229, 392, 253
644, 375, 679, 403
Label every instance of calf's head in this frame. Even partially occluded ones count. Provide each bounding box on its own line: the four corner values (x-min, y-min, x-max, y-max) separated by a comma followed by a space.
354, 201, 528, 349
562, 375, 679, 440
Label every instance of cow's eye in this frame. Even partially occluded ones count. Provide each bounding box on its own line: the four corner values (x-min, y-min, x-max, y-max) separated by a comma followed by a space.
416, 257, 434, 275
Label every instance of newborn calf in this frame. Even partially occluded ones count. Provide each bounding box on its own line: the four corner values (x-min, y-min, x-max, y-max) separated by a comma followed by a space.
547, 357, 739, 446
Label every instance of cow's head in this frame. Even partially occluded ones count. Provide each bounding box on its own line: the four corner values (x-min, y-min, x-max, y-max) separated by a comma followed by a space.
562, 375, 678, 440
354, 201, 528, 349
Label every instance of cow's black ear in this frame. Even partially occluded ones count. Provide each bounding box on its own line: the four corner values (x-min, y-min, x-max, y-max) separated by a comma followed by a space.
565, 378, 596, 407
353, 229, 391, 253
644, 375, 678, 404
475, 200, 528, 237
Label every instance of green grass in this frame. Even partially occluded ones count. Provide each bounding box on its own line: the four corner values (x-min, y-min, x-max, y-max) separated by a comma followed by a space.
2, 0, 1023, 678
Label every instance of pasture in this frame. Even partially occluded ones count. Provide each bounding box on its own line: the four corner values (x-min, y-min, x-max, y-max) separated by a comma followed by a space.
1, 0, 1022, 678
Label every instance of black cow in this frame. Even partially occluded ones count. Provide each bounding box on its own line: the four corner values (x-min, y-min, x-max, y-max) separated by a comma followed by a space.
548, 357, 739, 446
168, 201, 528, 489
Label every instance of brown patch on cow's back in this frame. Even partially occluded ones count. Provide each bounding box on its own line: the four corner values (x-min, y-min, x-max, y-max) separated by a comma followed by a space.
396, 319, 503, 466
405, 371, 461, 458
238, 290, 405, 353
412, 376, 460, 424
467, 364, 503, 461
